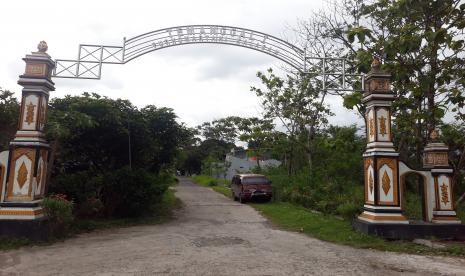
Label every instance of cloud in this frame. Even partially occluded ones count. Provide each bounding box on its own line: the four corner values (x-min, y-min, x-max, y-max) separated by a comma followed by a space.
1, 0, 351, 128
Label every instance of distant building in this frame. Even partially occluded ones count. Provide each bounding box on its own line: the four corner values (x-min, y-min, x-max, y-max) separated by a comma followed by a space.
221, 149, 281, 180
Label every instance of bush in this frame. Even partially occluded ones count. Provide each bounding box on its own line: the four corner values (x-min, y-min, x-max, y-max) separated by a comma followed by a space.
336, 202, 361, 220
101, 167, 169, 218
76, 197, 104, 218
41, 194, 74, 238
48, 171, 104, 215
192, 175, 219, 186
207, 179, 218, 186
49, 167, 172, 219
262, 166, 365, 219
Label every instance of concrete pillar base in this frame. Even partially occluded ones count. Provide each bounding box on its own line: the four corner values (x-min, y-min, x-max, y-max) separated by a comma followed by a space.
0, 217, 49, 241
353, 218, 465, 240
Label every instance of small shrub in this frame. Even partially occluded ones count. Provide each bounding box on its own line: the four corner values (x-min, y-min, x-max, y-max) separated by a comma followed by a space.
101, 167, 169, 218
48, 171, 103, 211
76, 197, 104, 218
207, 179, 218, 186
336, 202, 361, 220
192, 175, 219, 187
41, 194, 74, 238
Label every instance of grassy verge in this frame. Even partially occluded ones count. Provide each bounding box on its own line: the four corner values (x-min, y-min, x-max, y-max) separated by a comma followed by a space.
0, 183, 182, 251
0, 237, 31, 251
251, 202, 465, 257
190, 175, 465, 257
191, 175, 232, 198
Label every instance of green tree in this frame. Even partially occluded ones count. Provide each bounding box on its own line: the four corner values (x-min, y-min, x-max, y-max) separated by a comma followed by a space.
302, 0, 465, 166
197, 116, 243, 144
251, 69, 332, 174
45, 93, 182, 218
237, 117, 276, 170
0, 88, 19, 151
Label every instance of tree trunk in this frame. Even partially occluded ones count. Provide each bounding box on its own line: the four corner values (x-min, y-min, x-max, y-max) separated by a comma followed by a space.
457, 192, 465, 205
44, 139, 59, 195
452, 145, 465, 204
307, 126, 314, 172
288, 147, 294, 176
415, 97, 423, 166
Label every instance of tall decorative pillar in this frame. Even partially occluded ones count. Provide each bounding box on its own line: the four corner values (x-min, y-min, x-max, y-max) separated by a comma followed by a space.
423, 130, 461, 224
357, 59, 408, 224
0, 41, 54, 232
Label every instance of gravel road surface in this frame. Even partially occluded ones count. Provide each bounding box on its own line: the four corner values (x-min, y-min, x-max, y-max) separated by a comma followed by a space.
0, 177, 464, 275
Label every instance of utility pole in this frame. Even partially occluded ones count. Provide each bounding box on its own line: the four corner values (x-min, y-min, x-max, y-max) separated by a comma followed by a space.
128, 118, 132, 169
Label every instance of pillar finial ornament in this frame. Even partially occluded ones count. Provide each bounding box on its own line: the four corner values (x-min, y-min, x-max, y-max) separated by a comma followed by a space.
430, 129, 440, 142
371, 57, 381, 70
38, 41, 48, 53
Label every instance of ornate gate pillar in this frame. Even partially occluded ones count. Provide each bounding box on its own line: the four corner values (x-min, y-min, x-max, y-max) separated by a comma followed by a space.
357, 59, 408, 224
354, 59, 465, 239
423, 131, 461, 223
0, 42, 54, 226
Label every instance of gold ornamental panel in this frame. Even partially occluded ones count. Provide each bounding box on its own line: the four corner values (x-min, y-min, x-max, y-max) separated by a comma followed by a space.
369, 118, 375, 138
424, 152, 449, 167
377, 158, 398, 206
0, 208, 44, 216
0, 164, 4, 200
381, 170, 391, 195
25, 63, 47, 77
440, 183, 450, 205
379, 116, 387, 137
368, 79, 390, 93
37, 149, 48, 197
434, 176, 454, 211
38, 96, 48, 128
6, 148, 36, 201
17, 163, 28, 189
369, 172, 374, 195
25, 102, 36, 125
364, 158, 374, 204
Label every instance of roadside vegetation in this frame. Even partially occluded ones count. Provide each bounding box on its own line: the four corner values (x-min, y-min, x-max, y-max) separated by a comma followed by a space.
186, 0, 465, 255
0, 91, 185, 246
191, 175, 231, 198
1, 0, 465, 255
181, 0, 465, 226
251, 202, 465, 257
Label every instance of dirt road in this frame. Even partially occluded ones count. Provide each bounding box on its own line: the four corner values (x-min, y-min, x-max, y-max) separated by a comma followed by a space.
1, 177, 464, 275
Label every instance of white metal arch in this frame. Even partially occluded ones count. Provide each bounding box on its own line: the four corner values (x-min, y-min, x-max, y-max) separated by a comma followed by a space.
53, 25, 304, 79
52, 24, 363, 91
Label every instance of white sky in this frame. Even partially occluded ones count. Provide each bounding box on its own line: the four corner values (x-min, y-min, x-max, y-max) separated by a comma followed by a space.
0, 0, 363, 128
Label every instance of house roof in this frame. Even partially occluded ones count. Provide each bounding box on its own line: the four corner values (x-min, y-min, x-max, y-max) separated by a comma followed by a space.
236, 173, 266, 178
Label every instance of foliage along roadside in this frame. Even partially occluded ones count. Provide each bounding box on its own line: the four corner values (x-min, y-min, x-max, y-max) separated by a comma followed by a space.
42, 93, 187, 221
251, 202, 465, 257
72, 185, 182, 233
0, 184, 182, 251
191, 175, 231, 198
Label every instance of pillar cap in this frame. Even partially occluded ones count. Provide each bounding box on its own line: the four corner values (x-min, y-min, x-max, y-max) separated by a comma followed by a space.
27, 41, 53, 60
363, 58, 393, 99
365, 58, 391, 79
18, 42, 55, 85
